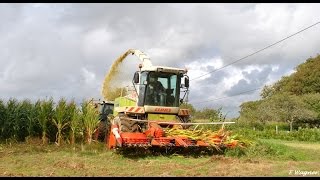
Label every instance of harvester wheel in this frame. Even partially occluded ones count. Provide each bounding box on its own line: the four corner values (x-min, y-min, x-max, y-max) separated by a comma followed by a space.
114, 114, 140, 133
94, 121, 107, 142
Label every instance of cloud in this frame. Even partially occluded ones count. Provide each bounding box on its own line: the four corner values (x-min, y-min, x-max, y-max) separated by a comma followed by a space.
0, 3, 320, 117
224, 65, 273, 96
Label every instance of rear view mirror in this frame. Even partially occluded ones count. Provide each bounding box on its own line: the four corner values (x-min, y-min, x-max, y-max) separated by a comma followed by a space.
184, 76, 189, 88
133, 72, 139, 84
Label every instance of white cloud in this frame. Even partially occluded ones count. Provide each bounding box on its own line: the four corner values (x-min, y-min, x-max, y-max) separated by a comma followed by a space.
83, 27, 113, 59
0, 3, 320, 117
81, 67, 96, 84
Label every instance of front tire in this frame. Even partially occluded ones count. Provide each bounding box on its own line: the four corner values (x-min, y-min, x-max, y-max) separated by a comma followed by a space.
114, 114, 140, 133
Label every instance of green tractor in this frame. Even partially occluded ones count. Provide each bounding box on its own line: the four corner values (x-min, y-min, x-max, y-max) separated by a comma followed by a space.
92, 100, 114, 142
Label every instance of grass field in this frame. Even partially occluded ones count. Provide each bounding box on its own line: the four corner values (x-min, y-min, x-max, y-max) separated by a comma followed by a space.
0, 138, 320, 177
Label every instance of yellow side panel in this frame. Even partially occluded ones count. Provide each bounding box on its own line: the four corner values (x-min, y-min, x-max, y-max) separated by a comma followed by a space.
148, 114, 177, 122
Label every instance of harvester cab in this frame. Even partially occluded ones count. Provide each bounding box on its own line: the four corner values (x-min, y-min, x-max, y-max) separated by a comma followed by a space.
105, 49, 233, 151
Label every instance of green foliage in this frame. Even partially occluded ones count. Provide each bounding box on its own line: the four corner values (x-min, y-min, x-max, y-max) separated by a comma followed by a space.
224, 146, 246, 157
231, 127, 320, 142
179, 103, 196, 115
240, 93, 318, 129
0, 98, 42, 142
38, 98, 54, 144
238, 100, 264, 126
266, 93, 316, 130
16, 99, 33, 141
53, 98, 69, 146
3, 99, 19, 140
224, 137, 320, 162
179, 105, 226, 124
68, 100, 83, 145
224, 138, 292, 159
260, 76, 291, 99
262, 55, 320, 96
241, 55, 320, 128
194, 107, 224, 122
81, 100, 100, 144
301, 93, 320, 120
0, 98, 102, 145
0, 100, 6, 139
286, 56, 320, 95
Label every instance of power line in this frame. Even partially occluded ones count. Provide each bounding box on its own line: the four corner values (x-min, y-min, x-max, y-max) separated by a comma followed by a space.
190, 21, 320, 81
191, 87, 263, 105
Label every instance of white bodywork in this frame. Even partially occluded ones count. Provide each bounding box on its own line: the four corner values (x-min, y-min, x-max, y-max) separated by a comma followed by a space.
131, 49, 187, 74
121, 49, 187, 107
131, 49, 153, 69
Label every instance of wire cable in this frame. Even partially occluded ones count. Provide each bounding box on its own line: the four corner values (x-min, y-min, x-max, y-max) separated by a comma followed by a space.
190, 21, 320, 81
191, 87, 263, 105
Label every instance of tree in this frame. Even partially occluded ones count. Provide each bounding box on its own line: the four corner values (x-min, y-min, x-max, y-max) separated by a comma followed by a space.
239, 100, 263, 126
301, 93, 320, 127
242, 54, 320, 128
195, 107, 220, 121
260, 55, 320, 97
266, 93, 317, 131
302, 93, 320, 118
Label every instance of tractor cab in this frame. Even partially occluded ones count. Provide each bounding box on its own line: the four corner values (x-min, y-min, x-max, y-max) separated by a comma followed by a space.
98, 101, 114, 122
133, 66, 189, 108
92, 100, 115, 142
92, 100, 115, 121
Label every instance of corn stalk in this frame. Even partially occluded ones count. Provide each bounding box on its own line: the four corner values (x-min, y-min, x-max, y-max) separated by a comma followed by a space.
0, 99, 6, 140
17, 99, 33, 141
82, 100, 100, 144
68, 100, 82, 145
53, 98, 69, 146
5, 99, 19, 141
164, 127, 252, 150
38, 98, 54, 145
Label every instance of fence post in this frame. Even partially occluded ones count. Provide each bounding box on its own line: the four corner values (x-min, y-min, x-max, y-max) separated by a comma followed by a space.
276, 125, 278, 134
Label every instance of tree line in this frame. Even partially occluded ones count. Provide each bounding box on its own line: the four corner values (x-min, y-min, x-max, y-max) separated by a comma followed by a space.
238, 54, 320, 130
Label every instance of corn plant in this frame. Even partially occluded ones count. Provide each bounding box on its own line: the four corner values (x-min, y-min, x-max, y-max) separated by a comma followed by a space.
5, 98, 19, 141
30, 100, 42, 138
0, 99, 6, 140
67, 100, 82, 145
52, 98, 69, 146
81, 100, 100, 144
38, 98, 54, 144
16, 99, 33, 141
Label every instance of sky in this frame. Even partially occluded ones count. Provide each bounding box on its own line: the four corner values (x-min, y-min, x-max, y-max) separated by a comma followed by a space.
0, 3, 320, 118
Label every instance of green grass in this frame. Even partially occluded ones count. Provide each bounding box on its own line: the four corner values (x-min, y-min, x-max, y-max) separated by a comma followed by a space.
0, 139, 320, 177
224, 138, 320, 161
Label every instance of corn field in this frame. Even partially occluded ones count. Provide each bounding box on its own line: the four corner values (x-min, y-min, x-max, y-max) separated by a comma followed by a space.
0, 98, 100, 145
